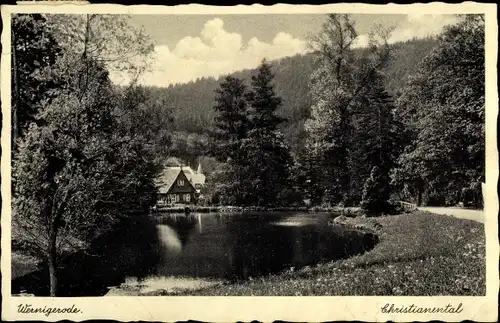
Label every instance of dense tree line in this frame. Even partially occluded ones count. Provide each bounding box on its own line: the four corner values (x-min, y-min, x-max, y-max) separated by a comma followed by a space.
301, 14, 402, 211
208, 61, 296, 207
143, 37, 437, 165
206, 14, 484, 211
392, 15, 485, 208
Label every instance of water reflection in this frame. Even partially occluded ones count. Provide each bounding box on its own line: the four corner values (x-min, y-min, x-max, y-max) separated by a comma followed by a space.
156, 214, 198, 248
13, 212, 378, 296
153, 212, 377, 281
12, 214, 162, 296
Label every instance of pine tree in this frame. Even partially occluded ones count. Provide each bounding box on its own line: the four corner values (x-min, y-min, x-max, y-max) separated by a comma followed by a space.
211, 60, 294, 207
211, 75, 251, 163
210, 76, 253, 205
243, 60, 294, 207
357, 79, 402, 214
246, 59, 286, 132
360, 166, 391, 215
351, 79, 403, 204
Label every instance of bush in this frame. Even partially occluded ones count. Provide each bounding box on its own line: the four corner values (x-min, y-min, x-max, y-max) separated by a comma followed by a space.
361, 166, 391, 216
425, 191, 446, 206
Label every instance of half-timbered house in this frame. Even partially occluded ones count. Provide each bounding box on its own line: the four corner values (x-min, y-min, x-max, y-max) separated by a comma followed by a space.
157, 165, 206, 205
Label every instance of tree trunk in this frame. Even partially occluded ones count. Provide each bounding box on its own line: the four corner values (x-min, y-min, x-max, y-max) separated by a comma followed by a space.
338, 109, 350, 205
48, 228, 58, 296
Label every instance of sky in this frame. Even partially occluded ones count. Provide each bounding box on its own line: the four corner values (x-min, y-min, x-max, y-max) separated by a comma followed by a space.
111, 14, 460, 87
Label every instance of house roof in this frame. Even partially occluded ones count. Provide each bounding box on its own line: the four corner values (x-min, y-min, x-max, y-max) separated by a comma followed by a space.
157, 167, 183, 194
156, 166, 205, 194
178, 166, 206, 186
187, 172, 206, 186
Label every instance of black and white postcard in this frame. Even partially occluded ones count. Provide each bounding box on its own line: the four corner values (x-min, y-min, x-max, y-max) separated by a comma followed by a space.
1, 2, 498, 322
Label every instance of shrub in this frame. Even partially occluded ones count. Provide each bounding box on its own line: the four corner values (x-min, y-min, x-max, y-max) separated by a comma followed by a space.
361, 166, 391, 216
425, 191, 446, 206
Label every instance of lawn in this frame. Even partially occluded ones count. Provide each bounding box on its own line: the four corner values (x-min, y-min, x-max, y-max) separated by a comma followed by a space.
168, 211, 485, 296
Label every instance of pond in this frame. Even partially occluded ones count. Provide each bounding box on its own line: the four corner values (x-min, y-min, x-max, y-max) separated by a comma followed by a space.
12, 212, 378, 296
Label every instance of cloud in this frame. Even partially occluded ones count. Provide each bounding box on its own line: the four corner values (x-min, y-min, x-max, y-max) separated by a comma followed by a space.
351, 34, 370, 48
110, 15, 460, 87
111, 18, 308, 87
348, 14, 459, 50
389, 14, 459, 43
172, 18, 243, 61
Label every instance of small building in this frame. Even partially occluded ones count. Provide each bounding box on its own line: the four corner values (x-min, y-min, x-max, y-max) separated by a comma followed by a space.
157, 164, 206, 205
183, 163, 206, 199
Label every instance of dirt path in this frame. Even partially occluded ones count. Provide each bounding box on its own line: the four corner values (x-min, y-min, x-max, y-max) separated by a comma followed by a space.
418, 207, 484, 223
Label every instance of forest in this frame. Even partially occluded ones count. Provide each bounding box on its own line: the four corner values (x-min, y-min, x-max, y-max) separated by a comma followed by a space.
138, 14, 484, 210
11, 13, 484, 296
144, 36, 439, 162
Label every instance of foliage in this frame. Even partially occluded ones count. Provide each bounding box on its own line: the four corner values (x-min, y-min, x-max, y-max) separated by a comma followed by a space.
210, 61, 295, 207
303, 14, 395, 206
11, 14, 157, 296
207, 75, 252, 205
246, 60, 286, 131
242, 61, 294, 206
207, 163, 252, 206
240, 130, 294, 207
14, 70, 104, 264
143, 38, 437, 160
12, 59, 158, 271
11, 14, 63, 147
350, 81, 403, 204
45, 14, 154, 81
360, 166, 391, 215
113, 85, 172, 165
392, 15, 485, 207
211, 76, 251, 163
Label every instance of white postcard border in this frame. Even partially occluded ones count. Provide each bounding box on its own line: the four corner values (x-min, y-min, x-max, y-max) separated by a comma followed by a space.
1, 2, 498, 322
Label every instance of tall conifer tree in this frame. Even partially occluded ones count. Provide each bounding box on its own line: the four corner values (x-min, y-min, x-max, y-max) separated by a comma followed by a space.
212, 75, 251, 163
210, 75, 253, 205
243, 60, 293, 207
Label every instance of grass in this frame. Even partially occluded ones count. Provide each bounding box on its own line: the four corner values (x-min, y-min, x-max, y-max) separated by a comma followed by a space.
168, 211, 485, 296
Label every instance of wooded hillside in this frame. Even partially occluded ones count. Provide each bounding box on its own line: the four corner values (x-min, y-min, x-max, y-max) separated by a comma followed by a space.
143, 37, 439, 162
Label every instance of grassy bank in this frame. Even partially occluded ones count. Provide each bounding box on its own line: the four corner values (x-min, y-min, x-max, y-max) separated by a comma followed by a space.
165, 211, 485, 296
